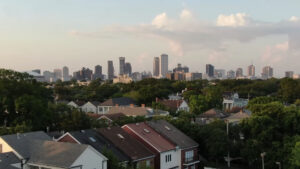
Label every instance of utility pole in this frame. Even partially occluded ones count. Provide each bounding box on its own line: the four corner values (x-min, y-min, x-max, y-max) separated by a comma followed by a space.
226, 120, 230, 168
261, 152, 266, 169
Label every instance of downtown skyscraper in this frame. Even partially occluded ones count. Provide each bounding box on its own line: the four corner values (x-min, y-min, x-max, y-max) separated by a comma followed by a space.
153, 57, 160, 77
159, 54, 168, 77
107, 60, 114, 80
119, 57, 125, 75
206, 64, 214, 77
248, 64, 255, 77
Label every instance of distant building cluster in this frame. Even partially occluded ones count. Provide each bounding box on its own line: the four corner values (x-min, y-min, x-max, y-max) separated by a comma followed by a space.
25, 53, 299, 83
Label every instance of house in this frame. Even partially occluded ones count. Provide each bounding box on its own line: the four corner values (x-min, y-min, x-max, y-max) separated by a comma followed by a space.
88, 112, 126, 124
225, 109, 251, 124
123, 122, 180, 169
195, 108, 229, 125
147, 120, 200, 169
222, 92, 248, 111
156, 98, 190, 113
97, 126, 155, 169
106, 106, 169, 117
0, 152, 21, 169
67, 101, 86, 109
81, 101, 100, 113
0, 131, 108, 169
57, 129, 130, 166
168, 93, 183, 101
98, 97, 137, 114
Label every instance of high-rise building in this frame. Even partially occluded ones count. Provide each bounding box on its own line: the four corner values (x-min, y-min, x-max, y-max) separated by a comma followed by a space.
227, 70, 236, 79
43, 71, 53, 82
206, 64, 214, 77
248, 64, 255, 77
185, 72, 202, 81
119, 57, 125, 75
214, 69, 226, 79
153, 57, 160, 77
62, 66, 70, 81
108, 60, 114, 80
261, 66, 273, 79
125, 62, 132, 76
285, 71, 294, 78
32, 69, 41, 74
53, 69, 62, 81
173, 63, 189, 73
159, 54, 168, 77
93, 65, 103, 80
236, 68, 243, 77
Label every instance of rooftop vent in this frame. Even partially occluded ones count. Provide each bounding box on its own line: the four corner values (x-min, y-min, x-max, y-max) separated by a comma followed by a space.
117, 134, 124, 139
89, 137, 96, 142
165, 126, 171, 131
144, 129, 150, 133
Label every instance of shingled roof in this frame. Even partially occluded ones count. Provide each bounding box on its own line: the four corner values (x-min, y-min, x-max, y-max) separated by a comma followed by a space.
146, 120, 198, 150
0, 152, 20, 169
157, 99, 184, 111
99, 97, 136, 106
97, 126, 154, 162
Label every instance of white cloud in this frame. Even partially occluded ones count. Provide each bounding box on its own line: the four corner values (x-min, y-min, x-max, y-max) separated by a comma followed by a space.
261, 41, 289, 65
289, 16, 299, 22
180, 9, 193, 20
217, 13, 251, 27
151, 12, 169, 29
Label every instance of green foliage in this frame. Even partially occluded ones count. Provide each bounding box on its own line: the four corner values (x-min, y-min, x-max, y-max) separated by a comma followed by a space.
189, 95, 208, 114
291, 142, 300, 167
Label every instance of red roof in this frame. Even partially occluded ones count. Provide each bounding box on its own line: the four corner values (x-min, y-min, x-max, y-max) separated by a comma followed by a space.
123, 122, 176, 153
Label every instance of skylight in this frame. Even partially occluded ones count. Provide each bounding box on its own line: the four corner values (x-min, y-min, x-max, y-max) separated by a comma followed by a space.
117, 134, 124, 139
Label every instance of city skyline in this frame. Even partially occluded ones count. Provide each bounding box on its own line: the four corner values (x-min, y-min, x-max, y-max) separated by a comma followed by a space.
1, 0, 300, 77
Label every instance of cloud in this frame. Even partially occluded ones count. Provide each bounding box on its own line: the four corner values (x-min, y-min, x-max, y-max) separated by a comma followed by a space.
180, 9, 193, 20
151, 12, 169, 29
261, 41, 289, 65
217, 13, 251, 27
290, 16, 299, 22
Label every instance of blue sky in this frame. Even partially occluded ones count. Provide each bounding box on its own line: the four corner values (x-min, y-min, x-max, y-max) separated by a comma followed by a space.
1, 0, 300, 77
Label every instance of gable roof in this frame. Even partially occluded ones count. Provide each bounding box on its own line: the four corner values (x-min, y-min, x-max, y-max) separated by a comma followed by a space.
97, 126, 154, 162
0, 131, 51, 159
197, 108, 228, 119
99, 97, 136, 106
66, 129, 130, 162
0, 152, 20, 169
226, 110, 251, 120
69, 101, 85, 107
27, 140, 89, 168
123, 122, 176, 153
157, 99, 184, 111
146, 120, 198, 149
88, 112, 126, 121
90, 101, 101, 107
107, 107, 150, 116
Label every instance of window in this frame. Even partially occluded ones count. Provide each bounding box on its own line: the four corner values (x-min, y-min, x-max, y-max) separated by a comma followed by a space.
185, 150, 194, 162
146, 160, 151, 167
191, 165, 195, 169
165, 154, 172, 163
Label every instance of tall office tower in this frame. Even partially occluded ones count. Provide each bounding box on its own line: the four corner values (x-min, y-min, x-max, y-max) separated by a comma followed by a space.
80, 67, 93, 81
173, 63, 189, 73
119, 57, 125, 75
227, 70, 236, 79
261, 66, 274, 79
153, 57, 160, 77
125, 62, 132, 76
285, 71, 294, 78
214, 69, 226, 79
206, 64, 215, 77
159, 54, 168, 77
248, 64, 255, 77
108, 60, 114, 80
62, 66, 70, 81
53, 69, 62, 81
43, 71, 53, 82
93, 65, 103, 79
32, 69, 41, 74
236, 68, 243, 77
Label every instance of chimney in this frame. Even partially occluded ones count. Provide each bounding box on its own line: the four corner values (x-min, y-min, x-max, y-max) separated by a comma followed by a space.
130, 104, 134, 108
46, 126, 50, 133
141, 104, 145, 108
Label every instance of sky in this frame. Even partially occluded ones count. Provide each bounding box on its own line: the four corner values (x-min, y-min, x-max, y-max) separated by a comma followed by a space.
1, 0, 300, 77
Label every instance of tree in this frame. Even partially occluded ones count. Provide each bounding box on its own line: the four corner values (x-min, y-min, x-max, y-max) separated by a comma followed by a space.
291, 142, 300, 167
189, 95, 208, 114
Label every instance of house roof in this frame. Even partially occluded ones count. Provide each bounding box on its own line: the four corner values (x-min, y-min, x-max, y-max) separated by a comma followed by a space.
123, 122, 176, 153
226, 110, 251, 120
27, 140, 90, 168
197, 108, 228, 119
146, 120, 198, 149
97, 126, 154, 161
99, 97, 136, 106
107, 107, 151, 116
67, 129, 130, 162
157, 99, 184, 111
0, 131, 52, 159
88, 112, 126, 121
0, 152, 20, 169
68, 101, 86, 107
90, 101, 101, 107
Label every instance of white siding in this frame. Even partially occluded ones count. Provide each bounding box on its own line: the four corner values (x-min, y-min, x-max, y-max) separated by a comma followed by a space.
81, 102, 98, 113
71, 146, 107, 169
160, 149, 180, 169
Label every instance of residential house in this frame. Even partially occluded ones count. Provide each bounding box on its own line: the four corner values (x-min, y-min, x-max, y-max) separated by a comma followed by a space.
98, 97, 137, 114
87, 113, 126, 125
225, 109, 251, 124
147, 120, 200, 169
0, 131, 108, 169
97, 126, 155, 169
0, 152, 20, 169
57, 129, 130, 166
156, 98, 190, 113
67, 101, 85, 109
81, 101, 100, 113
195, 108, 229, 125
123, 122, 180, 169
223, 92, 248, 111
107, 106, 169, 117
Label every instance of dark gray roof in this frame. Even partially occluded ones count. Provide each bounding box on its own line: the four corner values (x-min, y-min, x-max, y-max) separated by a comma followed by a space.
27, 140, 88, 168
69, 129, 130, 162
0, 152, 20, 169
147, 120, 198, 149
99, 97, 136, 106
91, 101, 101, 106
0, 131, 51, 159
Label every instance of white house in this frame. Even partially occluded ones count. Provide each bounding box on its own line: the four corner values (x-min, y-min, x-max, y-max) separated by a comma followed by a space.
81, 101, 100, 113
67, 101, 85, 109
98, 97, 136, 114
223, 93, 248, 111
157, 98, 190, 113
0, 131, 108, 169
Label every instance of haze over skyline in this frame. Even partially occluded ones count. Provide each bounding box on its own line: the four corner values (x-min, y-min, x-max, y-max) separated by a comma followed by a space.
1, 0, 300, 77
